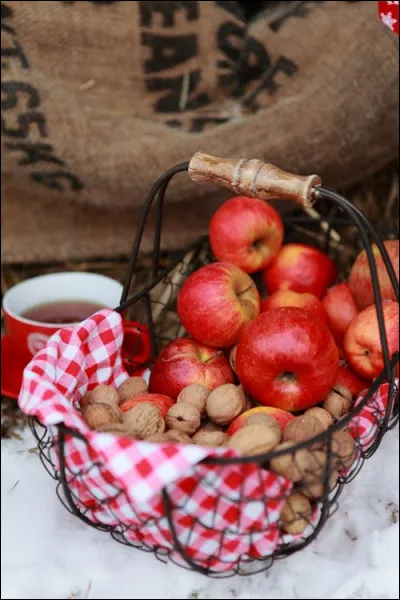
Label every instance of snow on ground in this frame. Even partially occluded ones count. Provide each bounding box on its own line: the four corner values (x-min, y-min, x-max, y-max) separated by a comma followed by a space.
1, 427, 399, 600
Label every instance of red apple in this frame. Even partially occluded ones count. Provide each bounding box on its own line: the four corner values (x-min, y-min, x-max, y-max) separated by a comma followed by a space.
263, 243, 337, 299
322, 282, 359, 346
149, 337, 235, 399
335, 364, 369, 397
120, 393, 175, 418
261, 290, 329, 326
209, 196, 284, 273
236, 307, 339, 412
349, 240, 399, 309
177, 262, 260, 347
227, 406, 294, 437
343, 301, 399, 381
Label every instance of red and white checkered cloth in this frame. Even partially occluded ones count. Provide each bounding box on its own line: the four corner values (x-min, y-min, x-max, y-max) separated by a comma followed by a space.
18, 309, 398, 572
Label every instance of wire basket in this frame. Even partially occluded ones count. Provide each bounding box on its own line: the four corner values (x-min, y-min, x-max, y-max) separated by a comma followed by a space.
23, 153, 399, 577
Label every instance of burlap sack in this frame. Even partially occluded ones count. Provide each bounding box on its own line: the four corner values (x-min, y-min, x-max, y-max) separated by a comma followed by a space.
1, 1, 398, 264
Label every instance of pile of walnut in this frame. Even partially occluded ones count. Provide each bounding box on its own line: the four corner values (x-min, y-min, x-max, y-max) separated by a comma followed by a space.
80, 377, 357, 536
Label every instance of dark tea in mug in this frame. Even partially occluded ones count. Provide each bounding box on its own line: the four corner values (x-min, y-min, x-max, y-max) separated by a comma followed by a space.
22, 300, 105, 324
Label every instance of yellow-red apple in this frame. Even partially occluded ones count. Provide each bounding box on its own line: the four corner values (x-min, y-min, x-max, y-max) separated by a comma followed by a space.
120, 393, 175, 418
261, 290, 329, 326
227, 406, 294, 437
149, 337, 235, 399
209, 196, 284, 273
236, 307, 339, 412
322, 282, 359, 346
263, 243, 337, 300
349, 240, 399, 309
177, 262, 260, 347
343, 301, 399, 381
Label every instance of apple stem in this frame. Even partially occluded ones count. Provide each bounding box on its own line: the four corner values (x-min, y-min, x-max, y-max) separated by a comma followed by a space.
236, 284, 254, 298
203, 351, 223, 364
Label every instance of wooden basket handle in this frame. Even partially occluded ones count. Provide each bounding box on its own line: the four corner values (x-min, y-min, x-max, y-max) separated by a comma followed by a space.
188, 151, 321, 207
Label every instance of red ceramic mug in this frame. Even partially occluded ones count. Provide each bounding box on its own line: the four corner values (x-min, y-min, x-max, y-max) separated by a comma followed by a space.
2, 272, 124, 370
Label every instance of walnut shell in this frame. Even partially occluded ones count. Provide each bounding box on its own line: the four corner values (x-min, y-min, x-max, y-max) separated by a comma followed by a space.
197, 421, 224, 433
192, 430, 229, 447
90, 384, 119, 407
177, 384, 209, 415
280, 493, 312, 534
301, 469, 338, 500
269, 442, 314, 482
245, 413, 281, 441
229, 345, 238, 373
322, 385, 353, 418
283, 415, 326, 444
83, 402, 122, 430
300, 449, 338, 499
228, 423, 281, 456
145, 433, 172, 443
304, 407, 334, 430
166, 430, 193, 444
331, 430, 357, 470
118, 376, 148, 404
96, 423, 129, 436
123, 402, 165, 439
165, 403, 201, 435
206, 384, 246, 426
80, 390, 94, 410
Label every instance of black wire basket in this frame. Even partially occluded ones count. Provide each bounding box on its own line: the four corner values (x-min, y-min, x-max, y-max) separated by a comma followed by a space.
27, 153, 399, 577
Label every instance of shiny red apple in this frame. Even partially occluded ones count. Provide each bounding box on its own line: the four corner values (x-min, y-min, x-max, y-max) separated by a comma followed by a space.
177, 262, 260, 347
322, 282, 359, 347
236, 307, 339, 412
335, 363, 369, 397
120, 393, 175, 418
343, 301, 399, 381
261, 290, 329, 326
349, 239, 399, 309
263, 243, 337, 299
209, 196, 284, 273
149, 337, 235, 399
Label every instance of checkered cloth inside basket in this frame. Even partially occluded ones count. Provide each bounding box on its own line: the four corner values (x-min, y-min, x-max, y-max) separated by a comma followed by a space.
18, 309, 398, 572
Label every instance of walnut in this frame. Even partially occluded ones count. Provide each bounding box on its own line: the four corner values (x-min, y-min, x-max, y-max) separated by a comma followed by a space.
96, 423, 129, 436
192, 430, 229, 447
299, 449, 338, 499
165, 403, 201, 435
269, 442, 314, 482
228, 423, 281, 456
283, 414, 326, 444
229, 345, 238, 373
331, 430, 357, 470
91, 384, 119, 407
323, 384, 353, 418
118, 376, 148, 404
304, 407, 334, 430
206, 384, 246, 426
145, 432, 172, 443
280, 493, 312, 534
83, 402, 122, 430
80, 384, 119, 410
80, 389, 94, 410
123, 402, 165, 439
177, 384, 209, 415
166, 430, 193, 444
197, 421, 224, 433
245, 413, 281, 441
302, 469, 338, 500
